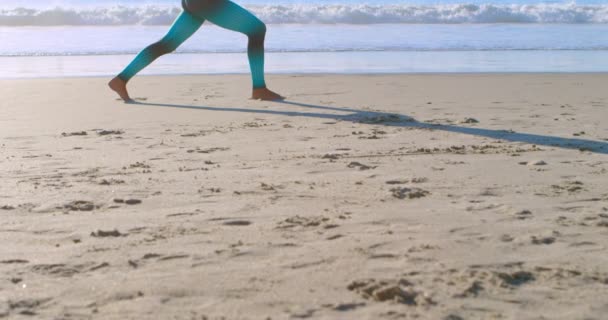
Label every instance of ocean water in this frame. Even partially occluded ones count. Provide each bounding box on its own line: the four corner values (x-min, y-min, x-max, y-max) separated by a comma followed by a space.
1, 0, 608, 77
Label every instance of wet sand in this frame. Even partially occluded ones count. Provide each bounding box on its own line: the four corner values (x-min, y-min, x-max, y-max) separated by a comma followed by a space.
1, 74, 608, 319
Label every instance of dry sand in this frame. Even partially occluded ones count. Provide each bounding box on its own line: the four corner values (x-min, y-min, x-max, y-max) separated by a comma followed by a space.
1, 74, 608, 319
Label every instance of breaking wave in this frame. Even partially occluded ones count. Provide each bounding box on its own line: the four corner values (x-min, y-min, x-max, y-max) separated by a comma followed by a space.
1, 3, 608, 26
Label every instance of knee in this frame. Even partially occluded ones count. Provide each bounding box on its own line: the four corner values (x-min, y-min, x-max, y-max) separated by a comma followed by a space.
148, 40, 177, 56
256, 22, 267, 35
247, 22, 266, 43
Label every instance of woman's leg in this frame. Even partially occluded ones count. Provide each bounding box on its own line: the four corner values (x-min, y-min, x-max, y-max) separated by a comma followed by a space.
203, 0, 267, 89
202, 0, 283, 99
109, 11, 204, 101
118, 11, 204, 82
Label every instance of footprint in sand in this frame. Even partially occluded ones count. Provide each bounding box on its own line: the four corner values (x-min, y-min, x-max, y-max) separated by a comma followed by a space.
347, 263, 608, 316
90, 229, 126, 237
386, 177, 428, 185
357, 114, 407, 124
551, 181, 585, 195
531, 236, 556, 245
277, 215, 333, 229
326, 234, 344, 240
322, 154, 341, 160
1, 259, 29, 264
113, 198, 142, 205
63, 200, 98, 212
29, 262, 105, 277
1, 298, 53, 317
260, 182, 282, 191
327, 302, 366, 312
127, 162, 150, 169
96, 129, 124, 136
390, 187, 430, 200
514, 209, 533, 220
347, 278, 434, 305
166, 211, 201, 218
187, 147, 230, 154
347, 161, 376, 171
527, 160, 548, 166
461, 117, 480, 124
222, 220, 252, 226
157, 254, 190, 261
98, 178, 125, 185
358, 129, 387, 140
61, 131, 87, 137
125, 199, 142, 205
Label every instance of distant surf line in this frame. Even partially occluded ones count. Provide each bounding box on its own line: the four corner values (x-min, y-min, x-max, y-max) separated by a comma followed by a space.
2, 3, 608, 26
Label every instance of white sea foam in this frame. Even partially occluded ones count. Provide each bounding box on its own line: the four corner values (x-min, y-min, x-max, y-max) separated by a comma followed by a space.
1, 3, 608, 26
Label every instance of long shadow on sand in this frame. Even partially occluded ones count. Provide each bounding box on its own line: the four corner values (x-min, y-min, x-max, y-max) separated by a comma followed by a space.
133, 100, 608, 155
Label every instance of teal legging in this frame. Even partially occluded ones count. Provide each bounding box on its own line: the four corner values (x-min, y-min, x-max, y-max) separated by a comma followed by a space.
117, 0, 267, 89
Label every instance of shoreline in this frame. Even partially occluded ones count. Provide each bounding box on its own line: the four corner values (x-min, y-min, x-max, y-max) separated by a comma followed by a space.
3, 71, 608, 81
3, 50, 608, 79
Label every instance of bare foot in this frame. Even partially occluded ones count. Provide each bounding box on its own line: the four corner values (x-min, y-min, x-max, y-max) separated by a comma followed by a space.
251, 87, 285, 101
108, 77, 133, 102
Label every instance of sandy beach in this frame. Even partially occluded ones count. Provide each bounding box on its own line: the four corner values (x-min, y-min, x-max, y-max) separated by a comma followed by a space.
1, 73, 608, 319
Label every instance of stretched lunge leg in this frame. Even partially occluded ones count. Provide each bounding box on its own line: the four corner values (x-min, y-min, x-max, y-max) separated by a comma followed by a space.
203, 0, 284, 100
109, 11, 204, 102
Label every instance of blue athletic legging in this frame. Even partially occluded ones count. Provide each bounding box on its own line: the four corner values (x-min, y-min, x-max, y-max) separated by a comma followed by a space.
117, 0, 267, 89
